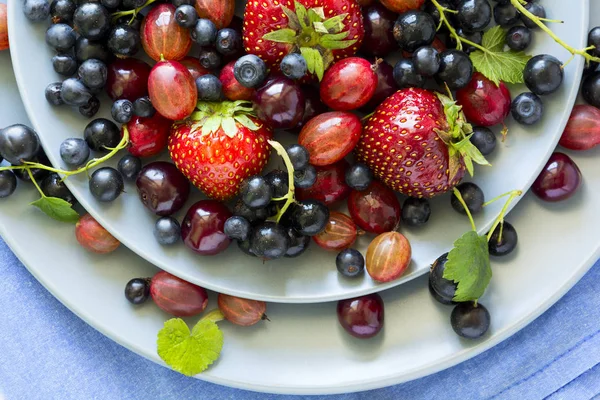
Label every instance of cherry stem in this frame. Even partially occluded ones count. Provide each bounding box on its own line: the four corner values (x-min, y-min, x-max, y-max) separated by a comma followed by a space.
510, 0, 600, 64
485, 190, 522, 242
452, 187, 477, 232
26, 168, 45, 198
0, 126, 130, 180
200, 309, 225, 323
267, 140, 296, 223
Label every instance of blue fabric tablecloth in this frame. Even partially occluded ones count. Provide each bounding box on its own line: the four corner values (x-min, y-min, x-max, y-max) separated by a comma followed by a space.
1, 238, 600, 400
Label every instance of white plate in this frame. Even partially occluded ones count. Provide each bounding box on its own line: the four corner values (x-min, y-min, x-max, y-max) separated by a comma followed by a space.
4, 9, 600, 392
7, 0, 587, 303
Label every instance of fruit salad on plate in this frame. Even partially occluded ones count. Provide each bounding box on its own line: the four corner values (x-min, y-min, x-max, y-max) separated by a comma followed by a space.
0, 0, 598, 377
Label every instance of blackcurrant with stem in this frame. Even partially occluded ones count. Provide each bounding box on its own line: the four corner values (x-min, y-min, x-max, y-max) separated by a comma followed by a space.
429, 253, 457, 305
89, 167, 124, 202
488, 221, 518, 256
451, 182, 484, 215
84, 118, 120, 151
0, 124, 41, 165
40, 173, 76, 204
451, 302, 490, 339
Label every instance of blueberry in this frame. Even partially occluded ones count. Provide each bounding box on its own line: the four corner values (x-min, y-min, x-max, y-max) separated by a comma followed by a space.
336, 249, 365, 278
506, 26, 532, 51
521, 3, 545, 29
451, 182, 485, 215
451, 302, 490, 339
285, 227, 310, 258
191, 18, 217, 47
294, 165, 317, 189
195, 74, 223, 102
89, 167, 124, 202
588, 26, 600, 57
73, 3, 111, 40
0, 171, 18, 198
456, 0, 491, 32
45, 82, 64, 106
84, 118, 121, 152
436, 50, 474, 90
470, 126, 496, 156
401, 197, 431, 227
78, 59, 108, 90
224, 216, 252, 241
582, 72, 600, 108
124, 278, 150, 305
23, 0, 50, 22
345, 163, 373, 191
265, 170, 289, 198
511, 92, 543, 125
0, 124, 41, 165
393, 58, 425, 88
40, 173, 76, 204
198, 48, 221, 70
234, 55, 267, 88
117, 154, 142, 180
52, 53, 78, 76
75, 37, 110, 63
290, 200, 329, 236
413, 46, 440, 77
488, 221, 518, 256
393, 10, 436, 53
524, 55, 563, 96
429, 253, 457, 305
79, 96, 101, 118
46, 23, 76, 52
60, 138, 90, 166
107, 25, 141, 58
154, 216, 181, 245
60, 78, 93, 107
111, 99, 134, 124
285, 144, 310, 170
175, 5, 197, 29
249, 221, 290, 260
215, 28, 241, 56
133, 96, 155, 118
493, 3, 519, 27
280, 53, 307, 80
241, 175, 273, 209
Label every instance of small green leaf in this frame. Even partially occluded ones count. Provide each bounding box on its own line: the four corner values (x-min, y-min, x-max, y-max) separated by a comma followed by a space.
30, 196, 79, 223
453, 136, 491, 176
319, 38, 357, 50
313, 21, 328, 34
322, 13, 347, 33
233, 115, 259, 131
221, 117, 238, 138
311, 6, 325, 20
294, 1, 309, 29
157, 318, 224, 377
443, 231, 492, 302
469, 26, 532, 85
280, 5, 301, 31
447, 148, 462, 184
263, 28, 297, 44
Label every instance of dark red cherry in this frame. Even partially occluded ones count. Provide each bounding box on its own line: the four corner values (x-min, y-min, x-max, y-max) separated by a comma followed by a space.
456, 72, 511, 127
361, 3, 398, 57
181, 200, 232, 255
105, 58, 151, 101
532, 152, 582, 202
337, 293, 384, 339
348, 180, 401, 234
253, 76, 305, 130
296, 159, 352, 206
292, 85, 328, 133
362, 60, 397, 113
136, 161, 190, 216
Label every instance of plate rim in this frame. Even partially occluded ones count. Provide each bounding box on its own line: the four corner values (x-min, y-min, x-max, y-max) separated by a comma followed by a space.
5, 0, 589, 304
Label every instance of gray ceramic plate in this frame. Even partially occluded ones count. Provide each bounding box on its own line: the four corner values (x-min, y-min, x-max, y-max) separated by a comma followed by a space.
7, 0, 587, 302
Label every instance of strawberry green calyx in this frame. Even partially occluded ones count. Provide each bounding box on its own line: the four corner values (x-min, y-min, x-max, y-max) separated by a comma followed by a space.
435, 92, 490, 182
262, 1, 357, 80
186, 100, 260, 138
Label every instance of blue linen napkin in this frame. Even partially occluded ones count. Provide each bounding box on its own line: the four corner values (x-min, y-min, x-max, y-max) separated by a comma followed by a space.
1, 237, 599, 400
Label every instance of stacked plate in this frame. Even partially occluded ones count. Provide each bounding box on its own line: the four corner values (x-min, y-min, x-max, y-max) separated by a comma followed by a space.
0, 0, 597, 394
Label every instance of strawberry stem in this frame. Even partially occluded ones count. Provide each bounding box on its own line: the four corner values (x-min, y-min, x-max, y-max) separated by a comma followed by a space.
267, 140, 296, 223
452, 187, 477, 232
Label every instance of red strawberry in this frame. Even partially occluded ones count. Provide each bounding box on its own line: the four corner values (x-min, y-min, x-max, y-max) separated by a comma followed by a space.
355, 88, 488, 198
242, 0, 364, 80
168, 101, 273, 201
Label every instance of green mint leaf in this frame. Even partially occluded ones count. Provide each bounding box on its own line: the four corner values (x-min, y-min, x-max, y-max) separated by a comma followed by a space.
262, 28, 297, 44
443, 231, 492, 302
30, 196, 79, 223
469, 26, 532, 85
280, 5, 301, 31
294, 1, 309, 29
157, 318, 224, 377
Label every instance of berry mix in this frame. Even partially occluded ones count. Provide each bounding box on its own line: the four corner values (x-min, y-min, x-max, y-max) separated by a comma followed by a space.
0, 0, 598, 376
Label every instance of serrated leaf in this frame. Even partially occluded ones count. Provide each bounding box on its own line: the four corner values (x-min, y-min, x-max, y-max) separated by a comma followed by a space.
157, 318, 224, 377
294, 1, 309, 29
469, 25, 532, 85
443, 231, 492, 302
30, 196, 79, 223
263, 28, 297, 44
280, 5, 301, 31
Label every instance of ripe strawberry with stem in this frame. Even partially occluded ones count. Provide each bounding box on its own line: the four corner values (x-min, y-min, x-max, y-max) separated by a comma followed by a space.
242, 0, 364, 80
168, 101, 272, 201
356, 88, 489, 198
